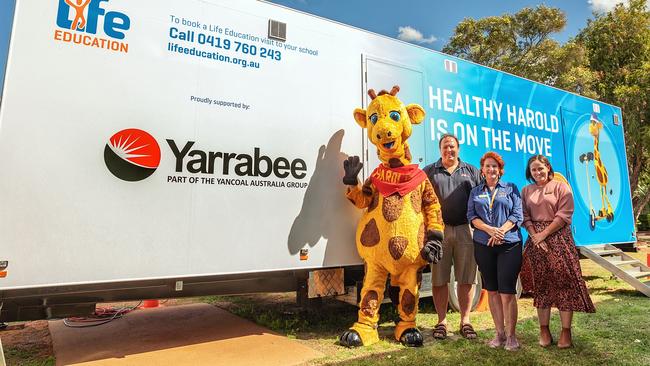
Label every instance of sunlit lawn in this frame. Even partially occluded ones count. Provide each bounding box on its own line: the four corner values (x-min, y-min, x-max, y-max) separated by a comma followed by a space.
206, 249, 650, 366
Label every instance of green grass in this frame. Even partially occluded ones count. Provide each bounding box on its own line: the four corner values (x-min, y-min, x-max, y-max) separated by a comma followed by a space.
3, 347, 55, 366
3, 250, 647, 366
204, 256, 650, 366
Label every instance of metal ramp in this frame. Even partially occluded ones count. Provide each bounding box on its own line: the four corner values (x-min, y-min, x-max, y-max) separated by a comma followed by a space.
579, 244, 650, 297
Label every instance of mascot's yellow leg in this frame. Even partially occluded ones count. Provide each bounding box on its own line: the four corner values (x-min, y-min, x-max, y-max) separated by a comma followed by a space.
391, 265, 421, 341
350, 262, 388, 346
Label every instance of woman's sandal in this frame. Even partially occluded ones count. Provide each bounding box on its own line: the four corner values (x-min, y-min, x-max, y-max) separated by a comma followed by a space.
432, 323, 448, 340
539, 325, 553, 347
558, 327, 573, 349
460, 323, 478, 340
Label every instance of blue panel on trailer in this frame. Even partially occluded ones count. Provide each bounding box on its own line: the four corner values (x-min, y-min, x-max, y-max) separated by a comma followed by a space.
385, 50, 635, 246
0, 0, 16, 98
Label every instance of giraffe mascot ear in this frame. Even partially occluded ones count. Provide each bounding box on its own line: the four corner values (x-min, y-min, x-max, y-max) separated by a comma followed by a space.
406, 104, 425, 124
402, 104, 426, 141
353, 108, 368, 129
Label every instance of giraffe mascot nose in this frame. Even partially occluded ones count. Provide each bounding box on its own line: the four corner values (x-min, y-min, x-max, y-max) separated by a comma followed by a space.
339, 86, 445, 348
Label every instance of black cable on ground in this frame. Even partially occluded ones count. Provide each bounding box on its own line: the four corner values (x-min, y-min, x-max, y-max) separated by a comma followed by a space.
63, 301, 142, 328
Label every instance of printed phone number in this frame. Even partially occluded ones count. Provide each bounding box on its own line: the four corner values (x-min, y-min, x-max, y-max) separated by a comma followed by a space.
169, 27, 281, 61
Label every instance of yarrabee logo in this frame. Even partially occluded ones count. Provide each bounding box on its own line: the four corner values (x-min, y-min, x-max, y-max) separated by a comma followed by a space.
54, 0, 130, 53
104, 129, 309, 188
104, 129, 161, 182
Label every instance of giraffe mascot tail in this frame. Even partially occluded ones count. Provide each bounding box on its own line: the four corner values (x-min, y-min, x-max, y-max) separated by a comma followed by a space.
339, 86, 444, 347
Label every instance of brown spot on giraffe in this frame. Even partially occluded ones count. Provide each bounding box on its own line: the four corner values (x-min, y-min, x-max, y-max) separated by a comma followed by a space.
422, 180, 436, 206
360, 219, 380, 247
401, 289, 416, 315
382, 193, 404, 222
410, 188, 422, 213
404, 145, 412, 162
368, 190, 379, 212
596, 168, 604, 184
362, 178, 373, 196
388, 236, 409, 260
360, 290, 379, 317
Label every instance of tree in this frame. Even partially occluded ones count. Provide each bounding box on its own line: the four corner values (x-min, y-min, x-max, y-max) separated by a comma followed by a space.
444, 1, 650, 221
442, 6, 597, 96
577, 0, 650, 221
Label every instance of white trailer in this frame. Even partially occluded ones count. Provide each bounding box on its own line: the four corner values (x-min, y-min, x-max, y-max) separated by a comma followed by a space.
0, 0, 636, 320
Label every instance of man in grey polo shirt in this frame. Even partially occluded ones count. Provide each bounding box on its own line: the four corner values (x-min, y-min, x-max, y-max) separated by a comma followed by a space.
423, 134, 482, 340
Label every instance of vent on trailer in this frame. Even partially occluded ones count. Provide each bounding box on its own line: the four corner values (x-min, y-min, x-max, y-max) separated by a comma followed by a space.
268, 19, 286, 41
444, 59, 458, 73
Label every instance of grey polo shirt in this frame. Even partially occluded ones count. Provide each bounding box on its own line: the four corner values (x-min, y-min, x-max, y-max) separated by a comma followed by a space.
423, 158, 482, 226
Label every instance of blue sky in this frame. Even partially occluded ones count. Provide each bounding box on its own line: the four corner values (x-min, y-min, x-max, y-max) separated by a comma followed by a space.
268, 0, 638, 49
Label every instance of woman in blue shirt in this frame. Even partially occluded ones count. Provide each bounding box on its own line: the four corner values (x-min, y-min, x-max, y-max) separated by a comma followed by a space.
467, 151, 523, 351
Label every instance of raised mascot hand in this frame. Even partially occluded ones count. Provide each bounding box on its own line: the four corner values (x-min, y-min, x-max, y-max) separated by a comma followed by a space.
342, 156, 363, 186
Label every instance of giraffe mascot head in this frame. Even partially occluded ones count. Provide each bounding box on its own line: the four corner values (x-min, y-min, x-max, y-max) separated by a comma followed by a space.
353, 86, 425, 167
340, 86, 444, 348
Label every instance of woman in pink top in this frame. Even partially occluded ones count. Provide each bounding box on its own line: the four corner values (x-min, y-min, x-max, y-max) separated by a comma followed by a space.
520, 155, 595, 349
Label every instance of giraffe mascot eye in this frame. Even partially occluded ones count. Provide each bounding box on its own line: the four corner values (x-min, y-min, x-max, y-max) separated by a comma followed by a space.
389, 111, 400, 122
369, 114, 378, 125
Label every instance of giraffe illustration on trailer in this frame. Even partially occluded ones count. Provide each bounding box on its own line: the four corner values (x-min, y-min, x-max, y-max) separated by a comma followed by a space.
589, 114, 614, 221
339, 86, 444, 348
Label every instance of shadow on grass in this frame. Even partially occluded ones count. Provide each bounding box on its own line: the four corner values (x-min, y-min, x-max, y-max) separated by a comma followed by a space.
203, 262, 649, 366
582, 275, 601, 281
321, 295, 650, 366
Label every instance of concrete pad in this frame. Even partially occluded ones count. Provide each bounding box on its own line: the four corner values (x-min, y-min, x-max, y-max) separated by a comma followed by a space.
49, 303, 323, 366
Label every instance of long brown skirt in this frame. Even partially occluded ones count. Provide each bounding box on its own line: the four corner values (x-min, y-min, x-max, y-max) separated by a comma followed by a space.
520, 222, 595, 312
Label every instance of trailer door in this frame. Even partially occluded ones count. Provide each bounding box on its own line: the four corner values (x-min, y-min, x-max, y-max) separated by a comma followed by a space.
363, 57, 426, 175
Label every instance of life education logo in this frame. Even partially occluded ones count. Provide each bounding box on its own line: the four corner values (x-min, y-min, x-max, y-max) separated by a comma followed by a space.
53, 0, 131, 53
104, 129, 161, 182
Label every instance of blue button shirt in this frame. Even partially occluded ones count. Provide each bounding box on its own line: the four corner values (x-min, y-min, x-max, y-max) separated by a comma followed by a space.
467, 180, 523, 245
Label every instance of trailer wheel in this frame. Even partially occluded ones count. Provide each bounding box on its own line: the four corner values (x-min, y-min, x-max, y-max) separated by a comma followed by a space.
447, 266, 482, 312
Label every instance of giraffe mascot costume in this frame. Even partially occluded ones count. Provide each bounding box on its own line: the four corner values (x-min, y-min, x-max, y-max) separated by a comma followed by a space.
339, 86, 444, 347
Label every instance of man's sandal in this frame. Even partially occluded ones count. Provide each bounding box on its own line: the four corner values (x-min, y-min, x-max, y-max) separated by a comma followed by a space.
432, 323, 447, 340
460, 323, 478, 340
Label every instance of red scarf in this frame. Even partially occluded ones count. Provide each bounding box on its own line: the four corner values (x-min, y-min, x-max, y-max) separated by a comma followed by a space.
370, 164, 427, 197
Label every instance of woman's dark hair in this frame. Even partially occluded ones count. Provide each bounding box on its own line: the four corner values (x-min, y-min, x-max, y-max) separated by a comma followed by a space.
525, 155, 554, 183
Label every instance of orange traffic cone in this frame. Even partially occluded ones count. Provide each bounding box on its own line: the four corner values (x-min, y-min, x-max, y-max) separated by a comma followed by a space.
141, 299, 160, 309
474, 289, 489, 312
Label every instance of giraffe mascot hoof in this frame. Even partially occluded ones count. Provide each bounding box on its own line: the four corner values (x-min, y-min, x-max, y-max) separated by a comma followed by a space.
340, 86, 444, 347
399, 328, 424, 347
339, 329, 363, 348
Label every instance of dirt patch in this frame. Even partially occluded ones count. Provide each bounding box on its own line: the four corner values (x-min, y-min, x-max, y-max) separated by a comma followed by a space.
1, 320, 53, 359
0, 300, 187, 364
